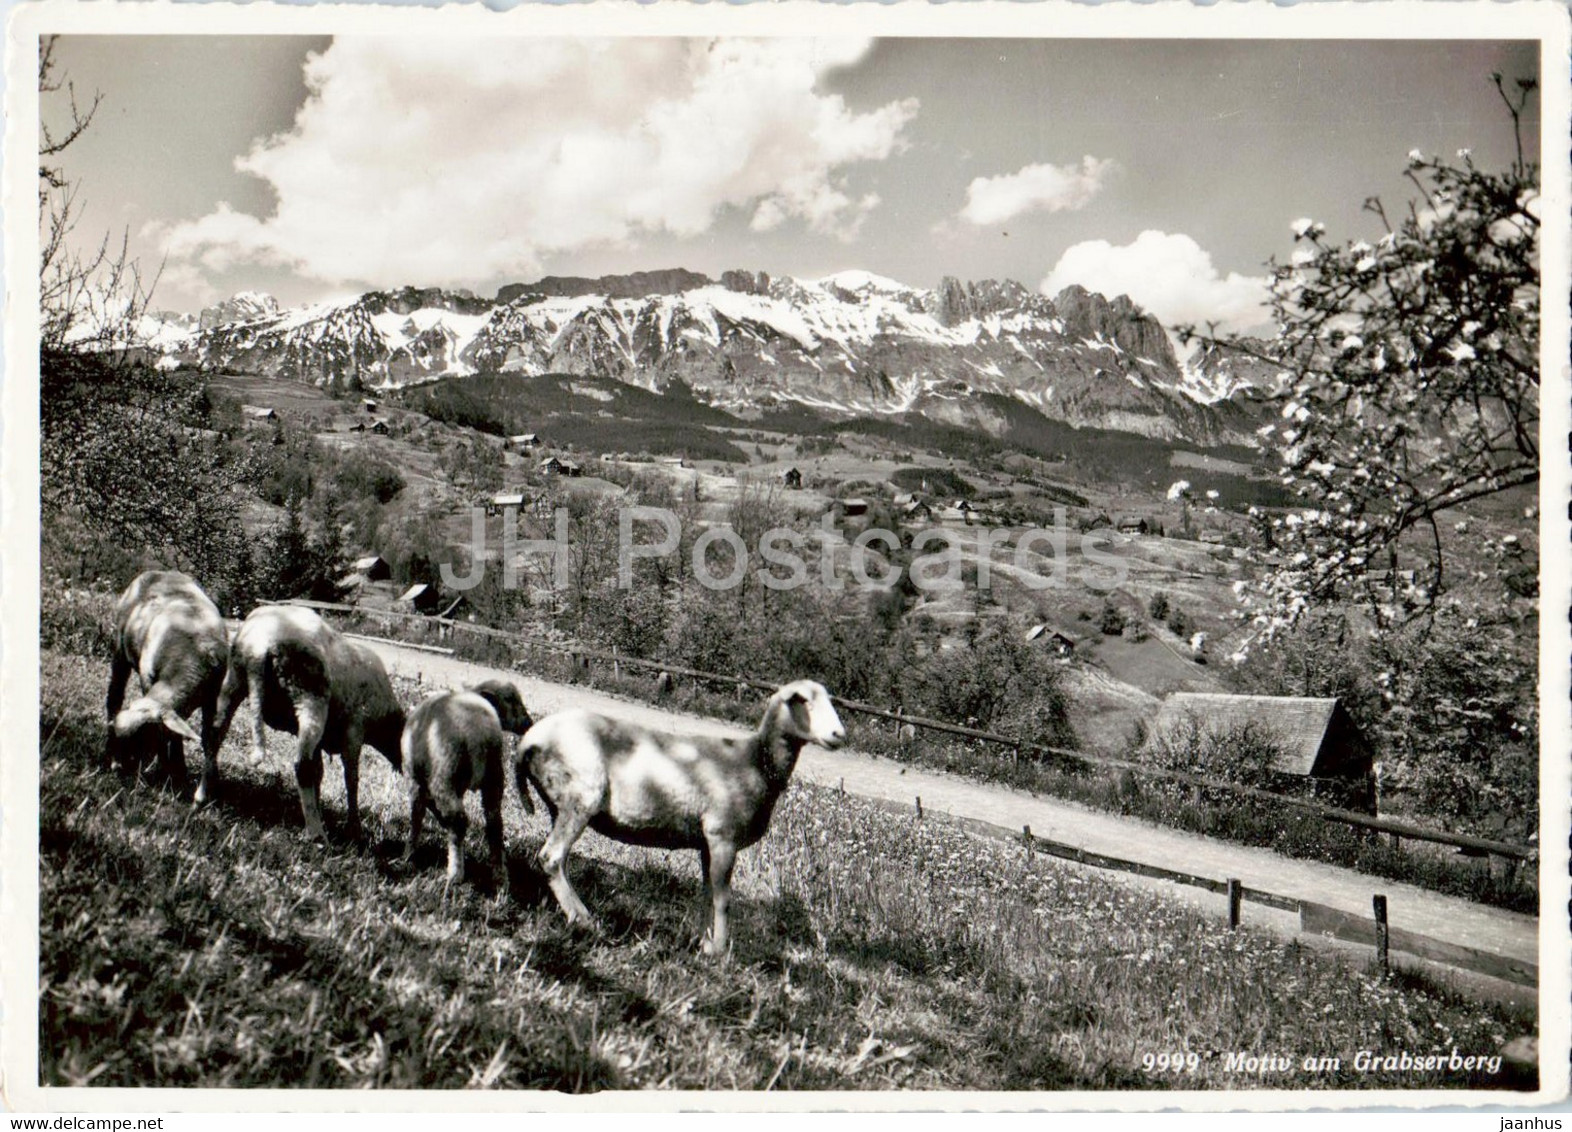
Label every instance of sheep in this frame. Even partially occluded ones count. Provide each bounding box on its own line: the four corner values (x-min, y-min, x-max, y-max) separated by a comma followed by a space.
104, 570, 229, 803
513, 679, 845, 956
401, 680, 534, 881
210, 605, 404, 842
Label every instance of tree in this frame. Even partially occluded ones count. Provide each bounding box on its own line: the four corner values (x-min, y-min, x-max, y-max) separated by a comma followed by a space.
39, 37, 155, 354
1184, 75, 1539, 630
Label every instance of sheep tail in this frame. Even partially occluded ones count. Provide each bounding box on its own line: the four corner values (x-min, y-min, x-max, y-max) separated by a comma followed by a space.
511, 746, 539, 816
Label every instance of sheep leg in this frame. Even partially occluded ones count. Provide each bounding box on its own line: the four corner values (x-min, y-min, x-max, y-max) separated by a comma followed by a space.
210, 662, 253, 766
427, 781, 468, 882
103, 654, 132, 771
194, 704, 222, 808
481, 761, 505, 879
538, 806, 597, 929
341, 736, 365, 844
160, 733, 192, 796
403, 784, 427, 866
700, 837, 738, 958
292, 704, 329, 842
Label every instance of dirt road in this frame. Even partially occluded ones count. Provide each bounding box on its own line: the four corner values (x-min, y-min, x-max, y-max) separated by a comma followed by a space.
362, 637, 1539, 985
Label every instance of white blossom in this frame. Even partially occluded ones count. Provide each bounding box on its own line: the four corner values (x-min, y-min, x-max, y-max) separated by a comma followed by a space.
1166, 479, 1191, 501
1407, 148, 1425, 163
1290, 217, 1317, 237
1355, 255, 1378, 273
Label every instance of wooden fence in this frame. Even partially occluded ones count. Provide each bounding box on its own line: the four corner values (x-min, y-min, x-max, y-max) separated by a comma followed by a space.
285, 598, 1535, 866
846, 786, 1535, 989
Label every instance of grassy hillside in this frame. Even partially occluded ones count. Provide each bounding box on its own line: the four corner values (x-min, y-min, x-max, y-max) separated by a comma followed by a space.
39, 650, 1529, 1092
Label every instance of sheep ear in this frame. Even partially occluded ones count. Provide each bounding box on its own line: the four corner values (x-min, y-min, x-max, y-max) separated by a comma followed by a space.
160, 709, 201, 742
785, 689, 808, 705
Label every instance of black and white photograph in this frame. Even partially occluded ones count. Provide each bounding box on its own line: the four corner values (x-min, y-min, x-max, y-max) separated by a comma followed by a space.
3, 0, 1568, 1109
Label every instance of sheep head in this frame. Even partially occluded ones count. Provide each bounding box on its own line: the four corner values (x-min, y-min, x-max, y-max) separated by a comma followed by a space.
772, 680, 846, 750
114, 696, 201, 743
468, 679, 534, 735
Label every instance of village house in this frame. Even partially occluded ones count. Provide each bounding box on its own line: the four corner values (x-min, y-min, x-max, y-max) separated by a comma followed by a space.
902, 498, 935, 522
836, 497, 870, 519
1116, 514, 1152, 535
370, 419, 391, 436
1025, 623, 1079, 657
487, 491, 528, 518
1145, 693, 1378, 813
397, 582, 442, 615
508, 433, 541, 450
350, 554, 392, 581
241, 405, 278, 423
363, 399, 378, 414
540, 455, 582, 477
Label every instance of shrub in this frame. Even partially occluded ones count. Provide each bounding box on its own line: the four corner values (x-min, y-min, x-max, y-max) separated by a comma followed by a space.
1147, 591, 1170, 621
1097, 602, 1126, 636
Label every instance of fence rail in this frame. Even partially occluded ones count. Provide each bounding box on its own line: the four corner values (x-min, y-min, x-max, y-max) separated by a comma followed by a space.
283, 598, 1535, 864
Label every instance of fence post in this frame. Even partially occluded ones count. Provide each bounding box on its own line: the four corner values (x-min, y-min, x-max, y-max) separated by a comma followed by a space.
1226, 878, 1242, 929
1023, 824, 1034, 863
839, 776, 845, 796
916, 796, 923, 820
1373, 894, 1390, 976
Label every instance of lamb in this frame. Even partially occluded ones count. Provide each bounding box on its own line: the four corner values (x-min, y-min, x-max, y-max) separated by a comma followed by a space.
513, 679, 845, 955
104, 570, 230, 803
400, 680, 534, 881
210, 605, 405, 842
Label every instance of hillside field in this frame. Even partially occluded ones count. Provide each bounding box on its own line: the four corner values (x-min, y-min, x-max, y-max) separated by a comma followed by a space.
38, 650, 1530, 1092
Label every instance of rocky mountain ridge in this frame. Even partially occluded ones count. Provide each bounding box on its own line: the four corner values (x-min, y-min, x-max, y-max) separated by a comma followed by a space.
146, 269, 1281, 444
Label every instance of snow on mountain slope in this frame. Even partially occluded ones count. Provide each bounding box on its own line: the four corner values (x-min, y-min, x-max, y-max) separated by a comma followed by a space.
143, 272, 1275, 443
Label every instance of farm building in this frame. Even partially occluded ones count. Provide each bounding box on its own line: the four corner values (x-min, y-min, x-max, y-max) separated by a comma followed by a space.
1081, 511, 1113, 532
1199, 529, 1231, 545
836, 497, 870, 518
1146, 693, 1377, 813
1025, 624, 1079, 656
487, 491, 528, 517
351, 554, 392, 581
397, 582, 441, 614
347, 420, 367, 433
363, 399, 378, 413
370, 419, 391, 436
1116, 514, 1153, 535
241, 405, 278, 423
782, 467, 803, 489
903, 498, 935, 522
540, 456, 582, 477
508, 433, 541, 450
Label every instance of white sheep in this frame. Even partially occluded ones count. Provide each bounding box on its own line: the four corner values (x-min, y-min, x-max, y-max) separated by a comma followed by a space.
210, 605, 405, 842
514, 679, 845, 955
105, 570, 230, 803
401, 680, 534, 881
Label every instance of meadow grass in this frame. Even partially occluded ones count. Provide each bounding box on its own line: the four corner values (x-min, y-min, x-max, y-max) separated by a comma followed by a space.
37, 650, 1531, 1091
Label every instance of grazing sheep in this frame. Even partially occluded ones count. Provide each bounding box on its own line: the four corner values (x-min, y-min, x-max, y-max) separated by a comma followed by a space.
104, 570, 229, 803
210, 605, 404, 842
514, 679, 845, 955
401, 680, 534, 881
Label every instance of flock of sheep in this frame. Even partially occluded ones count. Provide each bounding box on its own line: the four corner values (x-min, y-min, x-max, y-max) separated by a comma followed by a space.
101, 570, 847, 956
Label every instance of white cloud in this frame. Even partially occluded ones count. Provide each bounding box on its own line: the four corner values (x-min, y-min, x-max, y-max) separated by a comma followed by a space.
158, 38, 918, 288
1040, 229, 1270, 333
958, 156, 1114, 226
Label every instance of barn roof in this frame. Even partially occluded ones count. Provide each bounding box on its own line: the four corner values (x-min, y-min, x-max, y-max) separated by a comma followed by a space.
398, 583, 429, 602
491, 492, 526, 506
353, 554, 386, 572
1148, 693, 1369, 777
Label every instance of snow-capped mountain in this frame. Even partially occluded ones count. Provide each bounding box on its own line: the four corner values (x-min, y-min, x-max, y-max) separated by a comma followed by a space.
143, 270, 1279, 442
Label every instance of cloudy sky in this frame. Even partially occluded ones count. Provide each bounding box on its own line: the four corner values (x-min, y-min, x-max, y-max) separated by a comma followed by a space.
44, 35, 1538, 332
